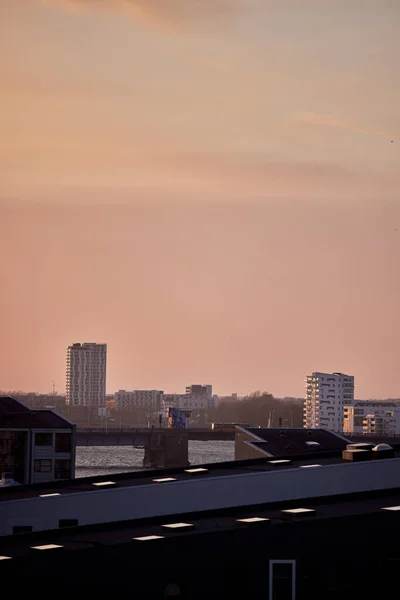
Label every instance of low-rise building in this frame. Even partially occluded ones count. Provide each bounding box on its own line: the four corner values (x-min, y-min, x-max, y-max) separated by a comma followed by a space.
179, 384, 218, 411
0, 396, 75, 485
343, 401, 400, 436
114, 389, 164, 412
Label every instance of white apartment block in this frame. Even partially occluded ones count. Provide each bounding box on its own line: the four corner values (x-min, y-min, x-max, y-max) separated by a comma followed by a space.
304, 372, 354, 432
114, 390, 164, 412
66, 343, 107, 408
179, 385, 218, 411
343, 401, 400, 436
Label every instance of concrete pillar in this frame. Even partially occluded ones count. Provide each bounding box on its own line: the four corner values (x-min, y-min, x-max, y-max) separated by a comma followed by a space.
143, 430, 189, 469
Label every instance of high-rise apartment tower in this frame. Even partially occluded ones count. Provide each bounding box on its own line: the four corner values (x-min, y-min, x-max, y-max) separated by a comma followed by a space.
66, 343, 107, 408
304, 372, 354, 431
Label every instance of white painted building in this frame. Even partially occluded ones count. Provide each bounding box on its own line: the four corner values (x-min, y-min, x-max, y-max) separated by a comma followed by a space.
114, 390, 164, 412
343, 401, 400, 436
304, 372, 354, 431
179, 387, 218, 411
66, 343, 107, 408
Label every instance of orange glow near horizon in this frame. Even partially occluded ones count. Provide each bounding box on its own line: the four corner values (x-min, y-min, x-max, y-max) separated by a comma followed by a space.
0, 0, 399, 398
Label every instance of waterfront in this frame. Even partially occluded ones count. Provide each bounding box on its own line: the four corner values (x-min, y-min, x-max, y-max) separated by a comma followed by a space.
76, 440, 235, 477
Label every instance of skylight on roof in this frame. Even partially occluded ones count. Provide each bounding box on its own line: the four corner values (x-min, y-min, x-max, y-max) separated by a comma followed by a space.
236, 517, 270, 523
299, 464, 321, 468
39, 493, 61, 497
0, 556, 12, 561
281, 508, 315, 515
162, 522, 193, 529
153, 477, 177, 483
184, 468, 208, 473
268, 459, 291, 465
92, 481, 116, 487
382, 506, 400, 512
31, 544, 63, 551
133, 535, 165, 541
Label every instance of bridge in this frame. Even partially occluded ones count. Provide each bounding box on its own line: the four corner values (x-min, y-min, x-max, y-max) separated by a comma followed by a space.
76, 427, 234, 447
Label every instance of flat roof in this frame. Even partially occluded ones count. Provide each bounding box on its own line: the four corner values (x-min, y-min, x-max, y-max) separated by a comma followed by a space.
0, 486, 399, 560
236, 427, 349, 456
1, 447, 399, 503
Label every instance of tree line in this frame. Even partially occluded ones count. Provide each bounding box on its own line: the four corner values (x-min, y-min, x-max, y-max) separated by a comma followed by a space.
210, 392, 304, 428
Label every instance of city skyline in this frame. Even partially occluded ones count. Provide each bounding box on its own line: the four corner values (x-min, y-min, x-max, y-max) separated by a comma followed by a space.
1, 1, 399, 399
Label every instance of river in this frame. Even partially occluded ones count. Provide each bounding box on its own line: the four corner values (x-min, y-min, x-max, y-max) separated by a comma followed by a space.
75, 440, 235, 477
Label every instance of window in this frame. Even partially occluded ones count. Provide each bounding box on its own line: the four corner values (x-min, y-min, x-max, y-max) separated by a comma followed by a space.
34, 459, 52, 473
35, 433, 53, 446
269, 560, 296, 600
55, 459, 71, 480
55, 433, 72, 453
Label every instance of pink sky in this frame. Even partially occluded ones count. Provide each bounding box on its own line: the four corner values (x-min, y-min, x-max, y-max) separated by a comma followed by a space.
1, 1, 399, 398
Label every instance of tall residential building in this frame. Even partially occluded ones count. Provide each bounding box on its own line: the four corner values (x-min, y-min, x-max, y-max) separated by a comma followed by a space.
304, 372, 354, 431
66, 343, 107, 408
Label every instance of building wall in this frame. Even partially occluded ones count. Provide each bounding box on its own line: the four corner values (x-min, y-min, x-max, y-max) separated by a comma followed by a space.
114, 390, 164, 411
2, 456, 400, 536
234, 428, 272, 460
30, 429, 75, 483
0, 427, 75, 485
66, 343, 107, 408
344, 401, 400, 435
185, 385, 212, 399
304, 372, 354, 431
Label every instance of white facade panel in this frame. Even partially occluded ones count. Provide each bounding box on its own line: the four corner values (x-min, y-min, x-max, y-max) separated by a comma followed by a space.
2, 457, 400, 536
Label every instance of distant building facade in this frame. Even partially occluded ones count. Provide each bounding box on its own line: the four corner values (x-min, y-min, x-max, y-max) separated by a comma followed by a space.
0, 396, 75, 485
304, 372, 354, 431
114, 390, 164, 412
180, 384, 218, 411
66, 343, 107, 409
343, 400, 400, 436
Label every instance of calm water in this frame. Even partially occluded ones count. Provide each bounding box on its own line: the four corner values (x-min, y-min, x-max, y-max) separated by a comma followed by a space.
76, 440, 235, 477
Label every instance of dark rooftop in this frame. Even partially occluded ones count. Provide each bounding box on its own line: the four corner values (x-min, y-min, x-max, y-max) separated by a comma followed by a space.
0, 396, 74, 429
236, 427, 349, 456
0, 486, 400, 561
1, 444, 399, 503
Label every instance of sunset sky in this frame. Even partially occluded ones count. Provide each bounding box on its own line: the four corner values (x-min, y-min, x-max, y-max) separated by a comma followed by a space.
1, 0, 399, 398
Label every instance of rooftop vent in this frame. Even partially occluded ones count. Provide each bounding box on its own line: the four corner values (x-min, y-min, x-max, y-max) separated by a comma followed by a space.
346, 443, 375, 451
372, 444, 394, 459
342, 448, 372, 462
305, 441, 321, 448
307, 431, 314, 438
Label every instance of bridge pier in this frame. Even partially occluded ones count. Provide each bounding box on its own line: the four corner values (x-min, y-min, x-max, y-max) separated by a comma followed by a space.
143, 430, 189, 469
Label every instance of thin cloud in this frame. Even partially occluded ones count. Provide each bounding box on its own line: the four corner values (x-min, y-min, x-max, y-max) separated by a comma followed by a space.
299, 112, 394, 138
50, 0, 240, 29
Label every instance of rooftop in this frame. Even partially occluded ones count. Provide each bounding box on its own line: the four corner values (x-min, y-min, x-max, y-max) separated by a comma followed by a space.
1, 442, 399, 503
0, 486, 400, 561
0, 396, 74, 429
236, 426, 349, 457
